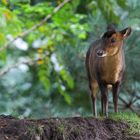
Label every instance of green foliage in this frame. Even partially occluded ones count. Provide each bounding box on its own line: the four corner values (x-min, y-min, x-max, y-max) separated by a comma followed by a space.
97, 0, 120, 23
0, 0, 140, 118
116, 0, 128, 9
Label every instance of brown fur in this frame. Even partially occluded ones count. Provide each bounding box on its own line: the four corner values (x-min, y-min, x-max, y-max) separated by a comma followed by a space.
86, 26, 131, 117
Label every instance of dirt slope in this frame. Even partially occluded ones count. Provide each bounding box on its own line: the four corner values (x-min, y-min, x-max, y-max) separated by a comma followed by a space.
0, 115, 139, 140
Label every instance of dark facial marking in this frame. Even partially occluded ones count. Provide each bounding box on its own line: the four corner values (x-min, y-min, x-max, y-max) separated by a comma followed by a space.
102, 31, 116, 39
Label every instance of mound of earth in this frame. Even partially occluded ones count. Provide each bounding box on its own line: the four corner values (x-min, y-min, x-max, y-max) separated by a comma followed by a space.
0, 115, 139, 140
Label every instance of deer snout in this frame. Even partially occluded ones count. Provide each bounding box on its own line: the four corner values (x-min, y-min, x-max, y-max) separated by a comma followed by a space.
96, 49, 107, 57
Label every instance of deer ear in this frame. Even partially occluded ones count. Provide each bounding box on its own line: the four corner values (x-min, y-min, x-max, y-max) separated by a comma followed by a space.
120, 27, 131, 39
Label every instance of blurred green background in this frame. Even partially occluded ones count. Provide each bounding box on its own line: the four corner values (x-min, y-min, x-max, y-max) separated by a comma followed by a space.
0, 0, 140, 118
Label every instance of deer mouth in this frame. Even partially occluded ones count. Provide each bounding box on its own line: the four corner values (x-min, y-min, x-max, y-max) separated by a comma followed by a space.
96, 49, 107, 57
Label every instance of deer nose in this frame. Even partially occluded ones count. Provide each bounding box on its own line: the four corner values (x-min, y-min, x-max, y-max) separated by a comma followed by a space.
97, 50, 104, 56
96, 49, 107, 57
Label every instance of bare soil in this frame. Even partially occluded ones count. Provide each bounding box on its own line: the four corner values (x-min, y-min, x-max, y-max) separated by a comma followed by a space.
0, 115, 139, 140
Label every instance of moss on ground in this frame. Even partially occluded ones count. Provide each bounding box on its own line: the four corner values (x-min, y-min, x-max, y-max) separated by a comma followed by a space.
109, 112, 140, 135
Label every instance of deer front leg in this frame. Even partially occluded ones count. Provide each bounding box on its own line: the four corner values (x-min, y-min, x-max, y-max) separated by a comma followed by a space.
100, 84, 108, 117
91, 94, 97, 117
90, 80, 98, 117
112, 82, 120, 113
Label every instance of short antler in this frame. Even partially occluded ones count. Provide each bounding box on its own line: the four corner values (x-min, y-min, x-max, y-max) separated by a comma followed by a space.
107, 23, 116, 31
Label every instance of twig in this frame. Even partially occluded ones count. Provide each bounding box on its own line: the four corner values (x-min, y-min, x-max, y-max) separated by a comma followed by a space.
119, 96, 140, 116
0, 52, 50, 76
0, 0, 71, 52
0, 58, 34, 76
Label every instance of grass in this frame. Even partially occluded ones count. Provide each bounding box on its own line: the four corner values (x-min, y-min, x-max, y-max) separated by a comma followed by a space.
26, 124, 44, 138
109, 112, 140, 135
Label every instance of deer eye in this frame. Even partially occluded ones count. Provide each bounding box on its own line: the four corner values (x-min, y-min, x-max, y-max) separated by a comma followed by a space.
111, 38, 116, 43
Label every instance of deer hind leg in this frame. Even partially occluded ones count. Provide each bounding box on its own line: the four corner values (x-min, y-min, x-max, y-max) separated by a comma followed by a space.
112, 82, 120, 113
90, 80, 98, 117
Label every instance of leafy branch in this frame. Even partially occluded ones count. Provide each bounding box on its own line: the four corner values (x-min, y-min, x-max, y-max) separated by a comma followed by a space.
0, 0, 71, 52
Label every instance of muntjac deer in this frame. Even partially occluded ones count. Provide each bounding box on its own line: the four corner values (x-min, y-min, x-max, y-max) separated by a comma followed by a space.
86, 25, 131, 117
